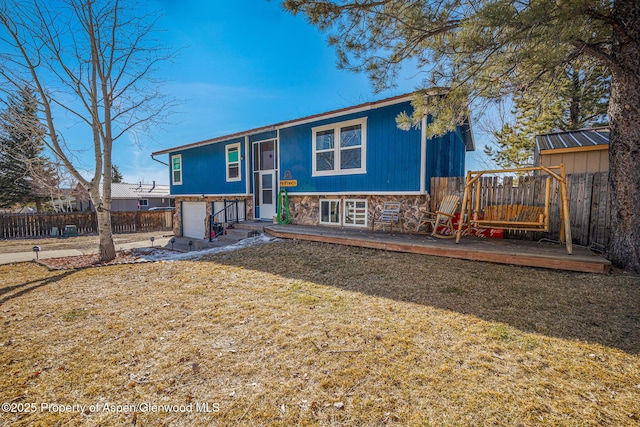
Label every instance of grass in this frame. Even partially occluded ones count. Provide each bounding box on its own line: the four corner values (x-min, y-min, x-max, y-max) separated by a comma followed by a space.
0, 240, 639, 426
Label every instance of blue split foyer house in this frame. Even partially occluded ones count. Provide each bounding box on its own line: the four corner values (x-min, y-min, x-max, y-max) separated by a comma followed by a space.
152, 93, 474, 239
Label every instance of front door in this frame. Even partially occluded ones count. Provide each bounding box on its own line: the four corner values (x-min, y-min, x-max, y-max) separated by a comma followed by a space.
254, 139, 277, 220
259, 170, 276, 219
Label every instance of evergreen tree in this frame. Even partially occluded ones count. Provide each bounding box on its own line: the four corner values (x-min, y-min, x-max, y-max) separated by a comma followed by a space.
485, 61, 610, 168
0, 86, 50, 209
111, 164, 124, 183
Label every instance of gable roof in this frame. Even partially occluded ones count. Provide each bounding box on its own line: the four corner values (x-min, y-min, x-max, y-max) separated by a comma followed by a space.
536, 128, 609, 152
152, 91, 475, 156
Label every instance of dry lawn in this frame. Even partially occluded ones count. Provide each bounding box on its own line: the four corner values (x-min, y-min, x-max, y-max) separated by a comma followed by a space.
0, 239, 639, 426
0, 232, 168, 254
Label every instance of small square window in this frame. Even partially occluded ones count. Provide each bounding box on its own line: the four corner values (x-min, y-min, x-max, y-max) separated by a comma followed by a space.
344, 199, 367, 227
320, 199, 340, 225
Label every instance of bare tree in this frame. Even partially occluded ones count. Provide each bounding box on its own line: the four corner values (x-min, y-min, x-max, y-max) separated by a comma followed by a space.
0, 0, 173, 261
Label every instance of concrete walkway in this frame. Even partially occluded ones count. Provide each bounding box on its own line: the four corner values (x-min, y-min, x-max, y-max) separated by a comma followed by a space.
0, 237, 172, 265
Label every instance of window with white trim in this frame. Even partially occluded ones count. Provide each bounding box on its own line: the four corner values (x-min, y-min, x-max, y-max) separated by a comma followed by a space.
344, 199, 367, 227
319, 199, 341, 225
139, 199, 149, 207
226, 143, 241, 182
171, 154, 182, 185
312, 118, 366, 176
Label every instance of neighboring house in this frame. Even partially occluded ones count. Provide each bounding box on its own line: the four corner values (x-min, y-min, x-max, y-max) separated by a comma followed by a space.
77, 182, 174, 212
152, 93, 474, 239
535, 128, 609, 174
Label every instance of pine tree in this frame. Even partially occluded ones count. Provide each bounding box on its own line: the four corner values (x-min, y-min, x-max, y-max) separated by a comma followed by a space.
111, 165, 124, 183
0, 86, 50, 209
485, 61, 610, 168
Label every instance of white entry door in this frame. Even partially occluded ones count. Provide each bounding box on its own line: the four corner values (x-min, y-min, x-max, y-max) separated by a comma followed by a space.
259, 170, 276, 220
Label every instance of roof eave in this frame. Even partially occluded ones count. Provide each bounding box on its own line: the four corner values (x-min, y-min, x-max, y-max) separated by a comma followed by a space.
151, 92, 417, 156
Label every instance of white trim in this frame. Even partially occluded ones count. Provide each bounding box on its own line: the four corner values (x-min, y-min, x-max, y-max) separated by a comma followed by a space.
171, 154, 182, 185
225, 143, 241, 182
276, 129, 281, 189
244, 136, 250, 195
343, 199, 368, 227
287, 191, 423, 196
251, 135, 277, 144
319, 199, 341, 225
173, 193, 252, 198
312, 117, 367, 177
420, 116, 427, 195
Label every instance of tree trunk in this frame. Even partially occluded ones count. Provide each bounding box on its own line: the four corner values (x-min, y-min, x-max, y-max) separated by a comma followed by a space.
89, 189, 116, 262
607, 1, 640, 273
96, 208, 116, 262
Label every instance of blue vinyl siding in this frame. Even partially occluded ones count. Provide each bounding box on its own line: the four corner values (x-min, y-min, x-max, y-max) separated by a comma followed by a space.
280, 101, 423, 193
424, 131, 466, 193
170, 138, 246, 195
249, 130, 277, 142
164, 97, 470, 198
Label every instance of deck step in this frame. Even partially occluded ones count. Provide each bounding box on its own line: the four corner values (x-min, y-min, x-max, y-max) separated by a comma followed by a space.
232, 221, 268, 233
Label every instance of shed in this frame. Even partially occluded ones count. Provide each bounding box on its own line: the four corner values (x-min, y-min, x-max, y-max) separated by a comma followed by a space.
535, 128, 609, 174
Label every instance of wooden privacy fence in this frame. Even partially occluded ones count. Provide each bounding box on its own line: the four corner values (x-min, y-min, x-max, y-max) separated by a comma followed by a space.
0, 211, 174, 239
430, 172, 611, 247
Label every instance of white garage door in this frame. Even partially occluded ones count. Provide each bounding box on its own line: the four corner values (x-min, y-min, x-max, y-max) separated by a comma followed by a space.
182, 202, 207, 239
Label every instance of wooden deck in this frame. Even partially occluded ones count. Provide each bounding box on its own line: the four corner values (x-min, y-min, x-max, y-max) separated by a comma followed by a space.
264, 224, 611, 274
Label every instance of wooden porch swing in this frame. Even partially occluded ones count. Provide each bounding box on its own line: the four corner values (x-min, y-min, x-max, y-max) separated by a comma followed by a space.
455, 164, 573, 254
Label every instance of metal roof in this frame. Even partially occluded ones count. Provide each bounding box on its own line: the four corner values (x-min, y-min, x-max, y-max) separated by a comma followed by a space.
535, 128, 609, 152
110, 182, 171, 199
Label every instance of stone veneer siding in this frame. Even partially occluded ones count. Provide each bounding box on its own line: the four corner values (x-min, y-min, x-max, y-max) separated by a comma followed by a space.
287, 194, 431, 233
173, 196, 254, 238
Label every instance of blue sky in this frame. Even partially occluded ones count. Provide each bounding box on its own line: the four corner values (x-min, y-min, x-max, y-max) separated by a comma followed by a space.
87, 1, 489, 184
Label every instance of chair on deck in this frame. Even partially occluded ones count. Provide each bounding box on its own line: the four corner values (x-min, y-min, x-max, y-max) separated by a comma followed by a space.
371, 202, 402, 233
416, 195, 460, 238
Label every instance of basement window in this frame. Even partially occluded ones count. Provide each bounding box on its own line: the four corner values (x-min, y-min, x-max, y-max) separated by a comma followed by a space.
319, 199, 340, 225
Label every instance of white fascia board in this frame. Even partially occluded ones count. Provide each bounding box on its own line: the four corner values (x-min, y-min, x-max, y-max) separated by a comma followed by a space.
286, 191, 423, 196
173, 193, 253, 198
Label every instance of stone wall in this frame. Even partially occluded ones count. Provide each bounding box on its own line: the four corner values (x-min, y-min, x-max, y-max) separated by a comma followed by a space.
287, 194, 431, 233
